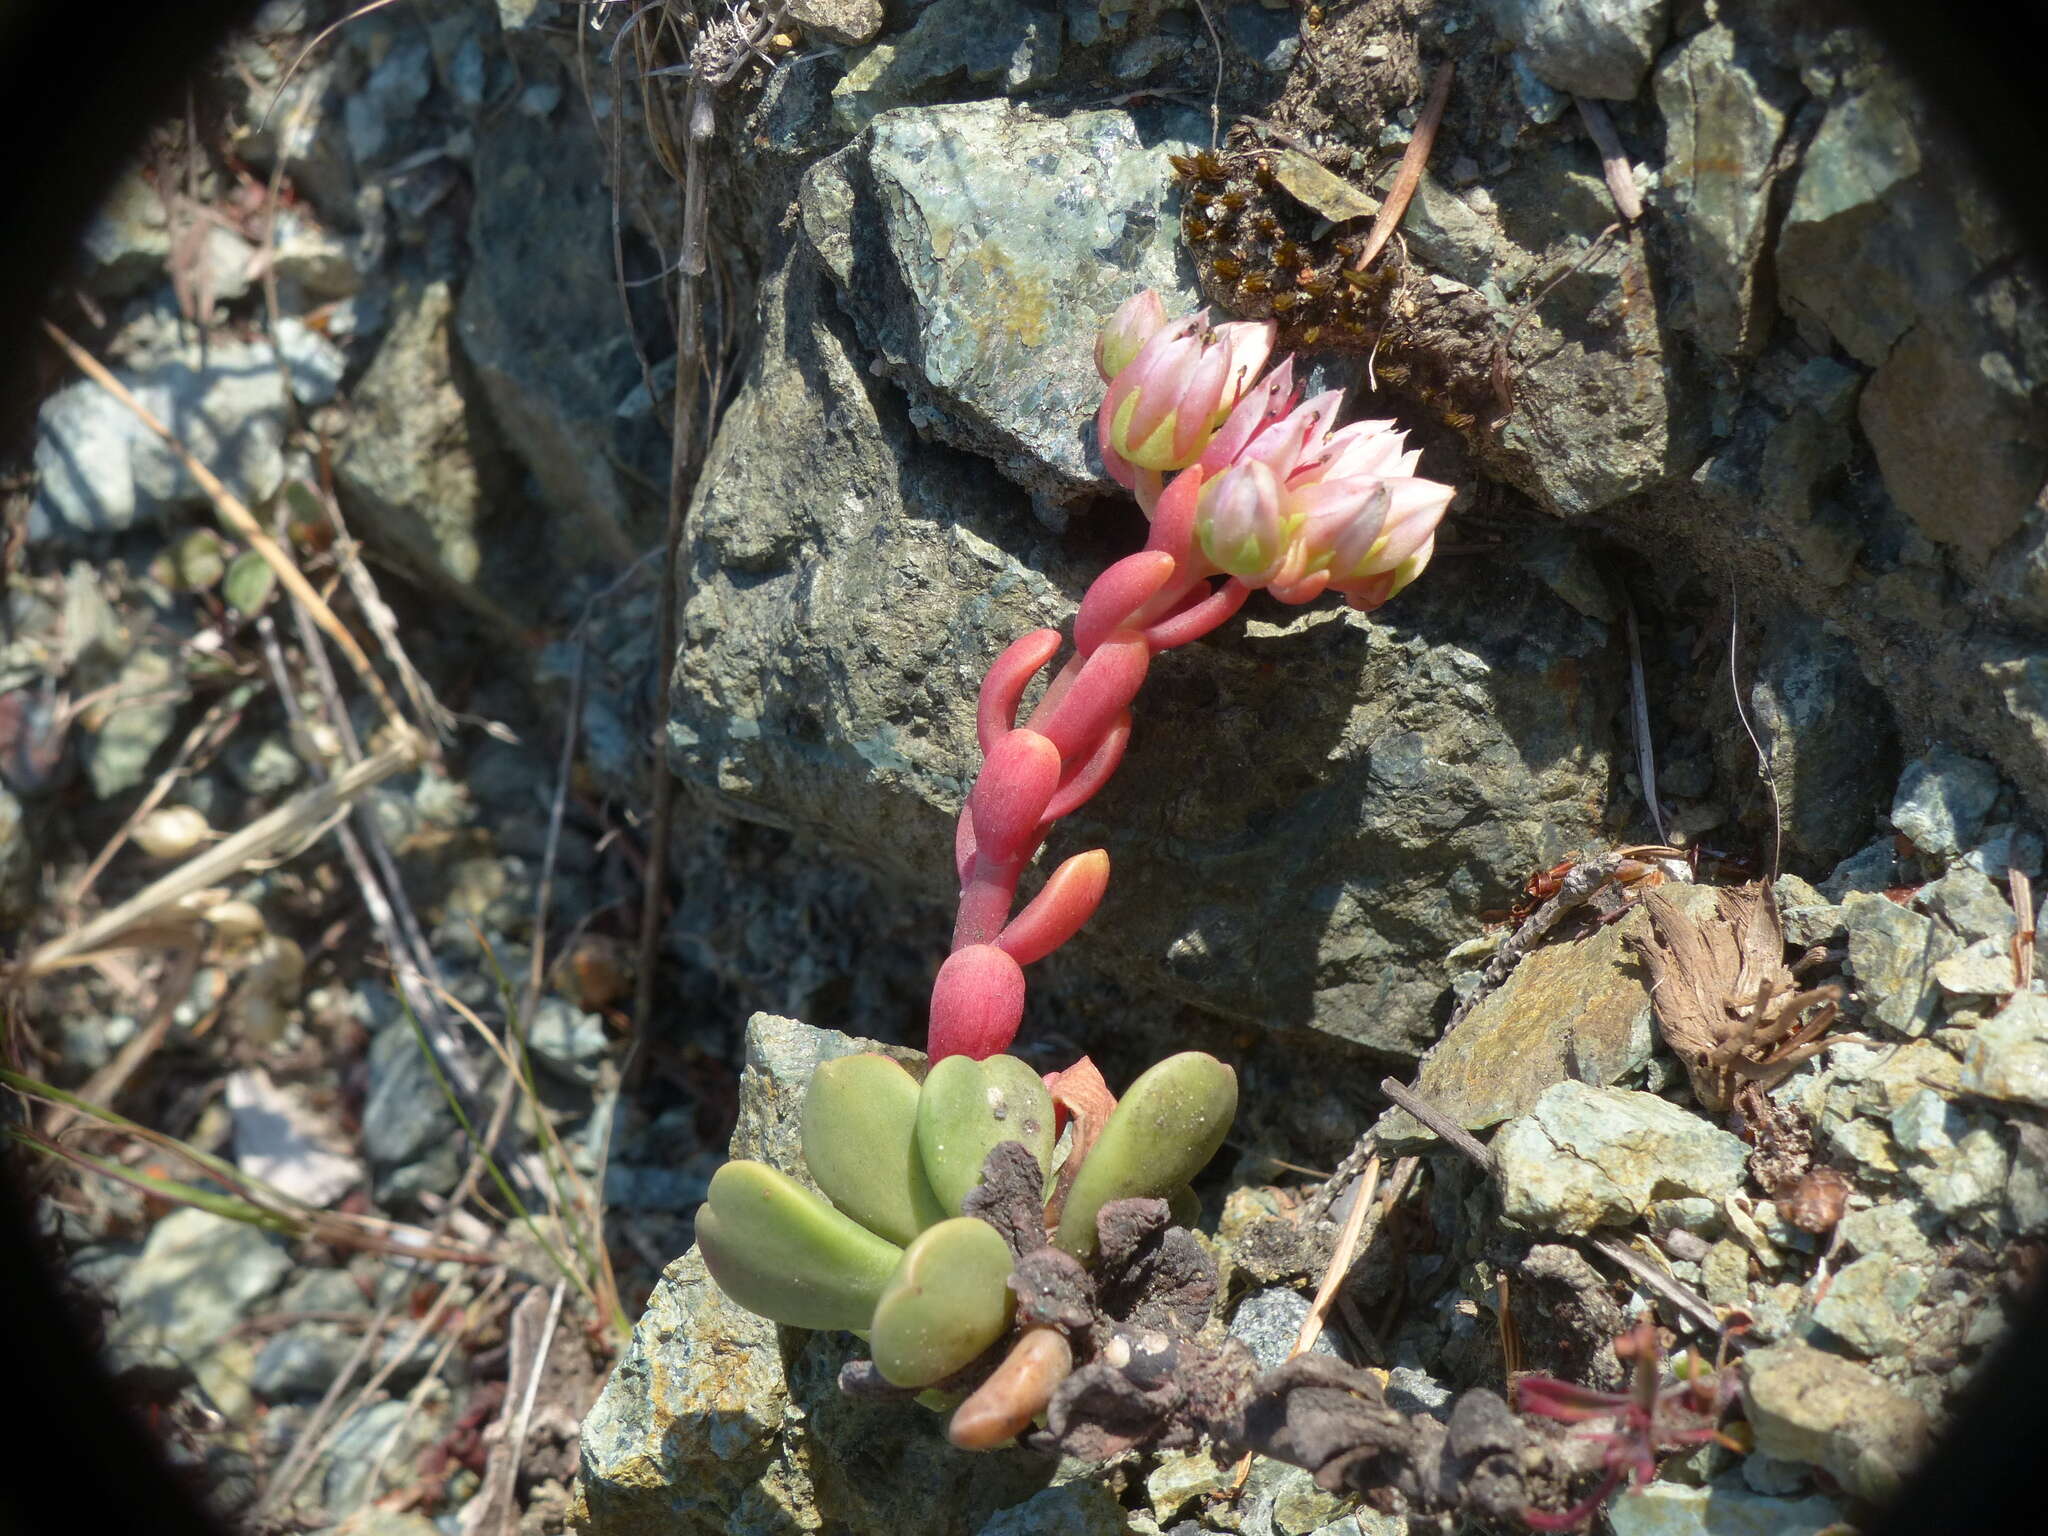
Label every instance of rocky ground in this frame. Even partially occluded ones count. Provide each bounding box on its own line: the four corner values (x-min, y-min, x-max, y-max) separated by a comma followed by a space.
4, 0, 2046, 1534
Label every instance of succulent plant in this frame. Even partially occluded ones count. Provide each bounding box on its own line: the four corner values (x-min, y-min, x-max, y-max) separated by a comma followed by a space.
697, 1046, 1239, 1444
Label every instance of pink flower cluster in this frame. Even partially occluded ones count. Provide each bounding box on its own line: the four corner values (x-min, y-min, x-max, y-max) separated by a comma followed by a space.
926, 293, 1455, 1061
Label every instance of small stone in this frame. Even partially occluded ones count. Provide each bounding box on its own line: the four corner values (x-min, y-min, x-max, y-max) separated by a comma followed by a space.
1963, 824, 2044, 882
226, 732, 305, 797
86, 646, 181, 798
1908, 1125, 2010, 1217
1146, 1449, 1226, 1521
1740, 1454, 1812, 1498
526, 997, 610, 1084
1823, 1116, 1897, 1174
361, 1003, 462, 1203
1844, 891, 1957, 1036
1495, 1081, 1752, 1235
1890, 1087, 1961, 1156
2008, 1122, 2048, 1229
1916, 864, 2018, 944
1837, 1202, 1935, 1264
1891, 748, 2002, 859
1821, 838, 1903, 900
979, 1483, 1127, 1536
1385, 1366, 1453, 1417
1701, 1240, 1751, 1306
1808, 1253, 1923, 1356
1742, 1341, 1933, 1502
1959, 994, 2048, 1107
788, 0, 882, 45
1934, 937, 2024, 997
1481, 0, 1674, 100
110, 1209, 292, 1409
1229, 1286, 1343, 1372
1773, 875, 1845, 948
1607, 1479, 1846, 1536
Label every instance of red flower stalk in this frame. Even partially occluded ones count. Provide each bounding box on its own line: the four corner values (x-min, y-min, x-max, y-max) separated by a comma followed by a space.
925, 292, 1456, 1062
1511, 1321, 1742, 1530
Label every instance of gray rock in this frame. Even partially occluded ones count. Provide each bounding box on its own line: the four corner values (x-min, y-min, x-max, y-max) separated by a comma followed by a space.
1653, 24, 1798, 357
1891, 748, 2002, 859
1862, 300, 2048, 565
788, 0, 883, 46
225, 732, 304, 798
1741, 1341, 1932, 1502
1481, 0, 1673, 100
1933, 937, 2021, 997
361, 1008, 462, 1203
30, 326, 344, 541
1495, 1081, 1751, 1235
1837, 1202, 1935, 1265
976, 1484, 1125, 1536
801, 99, 1202, 502
831, 0, 1062, 134
336, 281, 501, 602
85, 645, 181, 799
526, 996, 609, 1084
1228, 1286, 1344, 1372
1605, 1482, 1851, 1536
1733, 613, 1896, 870
1607, 1481, 1847, 1536
109, 1209, 292, 1399
1907, 1123, 2009, 1218
1807, 1252, 1924, 1356
1959, 994, 2048, 1108
320, 1396, 444, 1519
1917, 864, 2019, 944
1739, 1455, 1812, 1499
1821, 838, 1904, 901
674, 236, 1619, 1067
1701, 1240, 1750, 1307
1964, 823, 2044, 882
78, 168, 172, 296
2009, 1121, 2048, 1230
1843, 891, 1957, 1036
1775, 73, 1984, 369
457, 108, 655, 571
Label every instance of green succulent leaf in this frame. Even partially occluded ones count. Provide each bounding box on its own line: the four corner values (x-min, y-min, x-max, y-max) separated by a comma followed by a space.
1054, 1052, 1237, 1261
869, 1216, 1016, 1388
696, 1159, 903, 1331
151, 528, 228, 592
915, 1053, 1056, 1216
222, 551, 277, 617
801, 1053, 947, 1245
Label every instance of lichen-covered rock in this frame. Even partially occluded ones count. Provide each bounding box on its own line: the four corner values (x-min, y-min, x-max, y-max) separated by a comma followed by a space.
800, 99, 1201, 502
1843, 891, 1957, 1036
1480, 0, 1673, 100
1959, 995, 2048, 1108
1890, 748, 2003, 860
1607, 1480, 1847, 1536
1374, 900, 1659, 1145
1806, 1253, 1923, 1356
1494, 1081, 1750, 1235
1741, 1341, 1932, 1502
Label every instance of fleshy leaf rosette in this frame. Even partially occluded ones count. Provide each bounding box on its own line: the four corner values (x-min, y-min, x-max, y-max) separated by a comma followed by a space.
694, 1049, 1238, 1445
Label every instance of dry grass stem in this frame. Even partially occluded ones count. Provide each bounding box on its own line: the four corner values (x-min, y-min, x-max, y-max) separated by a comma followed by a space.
1292, 1154, 1380, 1358
20, 733, 422, 976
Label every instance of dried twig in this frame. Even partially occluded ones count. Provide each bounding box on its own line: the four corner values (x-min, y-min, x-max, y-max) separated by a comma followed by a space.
1573, 97, 1641, 222
1379, 1076, 1496, 1171
2010, 869, 2034, 993
1355, 62, 1453, 272
462, 1281, 567, 1536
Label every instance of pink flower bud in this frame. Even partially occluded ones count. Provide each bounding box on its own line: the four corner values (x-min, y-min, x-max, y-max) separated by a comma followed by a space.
1100, 311, 1277, 472
1094, 290, 1169, 382
1195, 459, 1285, 580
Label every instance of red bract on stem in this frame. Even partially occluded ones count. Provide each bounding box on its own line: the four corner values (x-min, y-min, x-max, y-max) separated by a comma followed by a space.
925, 291, 1456, 1061
1512, 1321, 1740, 1530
